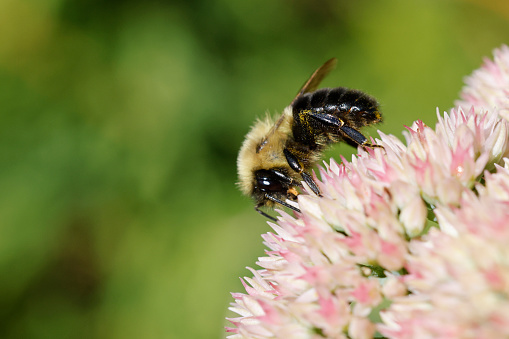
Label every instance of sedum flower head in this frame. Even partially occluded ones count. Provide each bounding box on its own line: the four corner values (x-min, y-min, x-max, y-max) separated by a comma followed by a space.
226, 45, 509, 339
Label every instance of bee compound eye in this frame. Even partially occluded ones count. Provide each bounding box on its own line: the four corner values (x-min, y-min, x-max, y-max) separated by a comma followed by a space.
255, 170, 284, 192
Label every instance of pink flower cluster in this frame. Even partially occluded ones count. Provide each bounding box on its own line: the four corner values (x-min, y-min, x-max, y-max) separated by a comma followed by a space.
227, 45, 509, 339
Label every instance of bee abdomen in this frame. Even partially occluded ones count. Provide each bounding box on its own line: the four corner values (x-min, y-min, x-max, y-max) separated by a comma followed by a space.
293, 87, 381, 126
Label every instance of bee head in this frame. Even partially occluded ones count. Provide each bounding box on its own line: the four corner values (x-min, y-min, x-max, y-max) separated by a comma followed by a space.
255, 169, 287, 193
252, 168, 299, 205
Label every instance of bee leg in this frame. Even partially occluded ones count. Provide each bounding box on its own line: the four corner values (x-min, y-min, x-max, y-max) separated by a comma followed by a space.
308, 112, 345, 128
255, 204, 277, 222
308, 113, 381, 149
339, 125, 382, 149
265, 194, 302, 213
283, 148, 321, 196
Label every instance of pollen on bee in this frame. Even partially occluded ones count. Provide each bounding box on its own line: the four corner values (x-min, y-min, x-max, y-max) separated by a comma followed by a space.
287, 187, 299, 197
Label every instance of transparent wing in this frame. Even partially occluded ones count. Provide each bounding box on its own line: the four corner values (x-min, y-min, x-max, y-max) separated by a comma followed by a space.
258, 58, 337, 152
290, 58, 337, 106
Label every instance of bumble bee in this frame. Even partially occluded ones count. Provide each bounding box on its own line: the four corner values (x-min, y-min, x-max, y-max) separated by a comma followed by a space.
237, 58, 382, 221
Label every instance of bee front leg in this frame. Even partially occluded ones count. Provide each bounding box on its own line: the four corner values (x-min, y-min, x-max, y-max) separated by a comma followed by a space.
283, 148, 321, 196
255, 203, 277, 222
264, 194, 302, 212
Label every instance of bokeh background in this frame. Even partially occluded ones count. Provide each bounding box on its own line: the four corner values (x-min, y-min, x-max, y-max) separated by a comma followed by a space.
1, 0, 508, 338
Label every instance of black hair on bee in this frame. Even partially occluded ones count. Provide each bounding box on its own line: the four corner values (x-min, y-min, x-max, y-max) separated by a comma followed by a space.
237, 58, 382, 221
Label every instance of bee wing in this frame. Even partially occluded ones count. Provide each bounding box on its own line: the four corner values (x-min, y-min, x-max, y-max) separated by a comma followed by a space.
257, 58, 337, 153
290, 58, 337, 106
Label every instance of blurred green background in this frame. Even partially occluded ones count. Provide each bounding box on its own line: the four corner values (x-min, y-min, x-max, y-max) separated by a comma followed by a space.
1, 0, 508, 338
